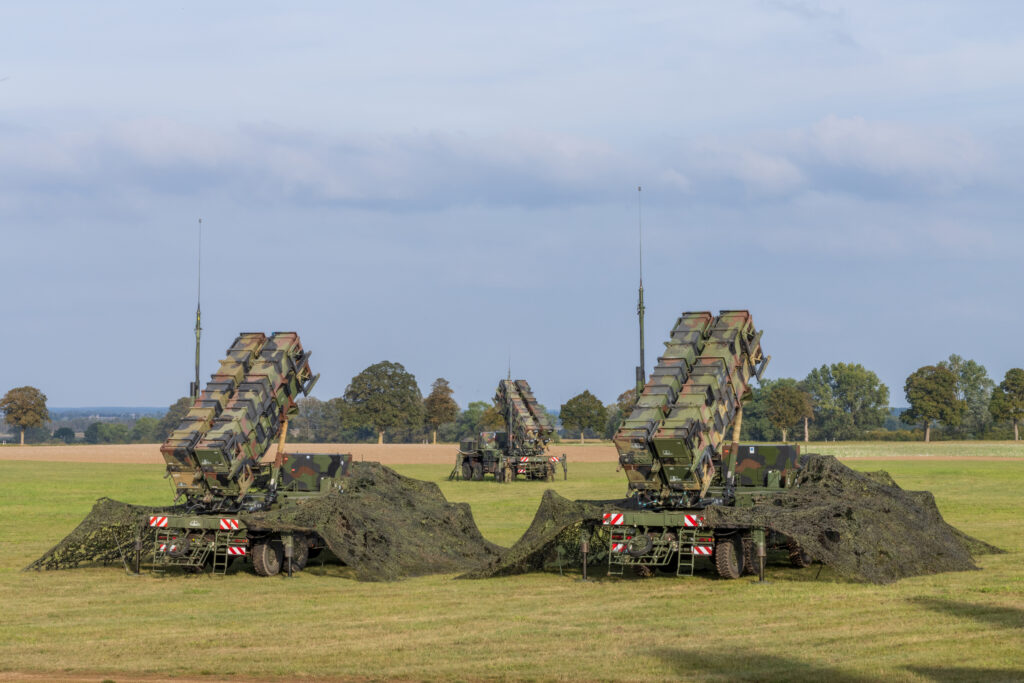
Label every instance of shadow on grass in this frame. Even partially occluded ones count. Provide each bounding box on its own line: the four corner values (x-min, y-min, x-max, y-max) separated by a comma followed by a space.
906, 666, 1024, 682
910, 597, 1024, 629
656, 648, 867, 682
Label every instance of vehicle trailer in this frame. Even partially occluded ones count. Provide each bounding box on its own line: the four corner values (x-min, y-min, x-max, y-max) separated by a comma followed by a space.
605, 310, 813, 579
450, 379, 565, 482
145, 451, 351, 576
144, 331, 352, 577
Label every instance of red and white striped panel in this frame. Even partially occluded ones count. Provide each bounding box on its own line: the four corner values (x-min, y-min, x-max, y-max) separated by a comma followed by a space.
683, 515, 705, 527
226, 547, 246, 556
549, 456, 559, 462
520, 457, 529, 462
692, 546, 713, 556
149, 516, 168, 528
158, 544, 177, 553
611, 543, 626, 553
602, 513, 624, 526
219, 518, 240, 530
517, 469, 526, 474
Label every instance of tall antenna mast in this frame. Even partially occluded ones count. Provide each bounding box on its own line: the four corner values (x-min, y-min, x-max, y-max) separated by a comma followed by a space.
191, 218, 202, 402
635, 186, 646, 397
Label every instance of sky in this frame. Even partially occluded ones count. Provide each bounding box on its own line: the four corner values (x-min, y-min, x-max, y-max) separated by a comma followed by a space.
1, 2, 1023, 411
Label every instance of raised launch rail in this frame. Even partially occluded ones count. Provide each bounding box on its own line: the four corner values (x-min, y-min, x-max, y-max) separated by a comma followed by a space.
613, 310, 769, 508
160, 332, 318, 506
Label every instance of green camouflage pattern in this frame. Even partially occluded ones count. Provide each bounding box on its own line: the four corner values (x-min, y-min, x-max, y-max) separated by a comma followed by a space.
278, 453, 352, 492
159, 332, 319, 504
451, 379, 559, 481
614, 310, 770, 506
495, 379, 554, 457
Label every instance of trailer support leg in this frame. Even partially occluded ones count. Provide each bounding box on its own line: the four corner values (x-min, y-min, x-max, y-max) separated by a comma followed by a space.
752, 528, 766, 582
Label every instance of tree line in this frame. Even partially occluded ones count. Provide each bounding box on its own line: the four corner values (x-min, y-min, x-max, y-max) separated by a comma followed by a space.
738, 355, 1024, 442
5, 353, 1024, 445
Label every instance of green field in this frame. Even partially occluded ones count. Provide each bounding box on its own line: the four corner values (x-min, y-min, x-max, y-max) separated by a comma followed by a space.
1, 449, 1022, 681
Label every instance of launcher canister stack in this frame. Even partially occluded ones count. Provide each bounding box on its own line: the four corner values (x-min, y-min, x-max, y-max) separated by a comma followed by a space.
495, 379, 554, 457
613, 310, 769, 508
160, 332, 318, 506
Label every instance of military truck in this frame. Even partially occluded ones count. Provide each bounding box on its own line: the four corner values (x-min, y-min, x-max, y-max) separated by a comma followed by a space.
451, 379, 563, 482
604, 310, 811, 579
146, 331, 352, 576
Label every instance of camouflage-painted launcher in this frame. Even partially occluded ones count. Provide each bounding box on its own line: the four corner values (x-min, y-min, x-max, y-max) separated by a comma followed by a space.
159, 332, 319, 503
614, 310, 771, 506
495, 379, 554, 457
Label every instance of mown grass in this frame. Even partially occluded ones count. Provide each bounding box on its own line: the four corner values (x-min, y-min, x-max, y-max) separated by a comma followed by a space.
0, 447, 1022, 681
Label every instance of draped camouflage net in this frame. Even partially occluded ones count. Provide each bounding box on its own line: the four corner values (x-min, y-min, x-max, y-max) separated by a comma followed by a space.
465, 455, 1003, 584
28, 456, 1002, 584
240, 462, 502, 581
26, 463, 501, 581
26, 498, 171, 571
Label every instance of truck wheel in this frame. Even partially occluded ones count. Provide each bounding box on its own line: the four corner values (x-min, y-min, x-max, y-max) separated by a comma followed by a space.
290, 536, 310, 572
252, 539, 283, 577
471, 462, 483, 481
461, 462, 473, 480
788, 541, 812, 568
714, 536, 743, 580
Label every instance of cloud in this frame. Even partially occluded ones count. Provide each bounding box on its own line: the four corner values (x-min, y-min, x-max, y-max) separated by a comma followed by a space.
804, 115, 989, 193
0, 119, 630, 213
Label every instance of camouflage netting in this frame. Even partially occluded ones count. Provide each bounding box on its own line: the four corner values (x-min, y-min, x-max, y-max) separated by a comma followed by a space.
26, 498, 171, 571
241, 462, 502, 581
26, 462, 501, 581
466, 455, 1003, 584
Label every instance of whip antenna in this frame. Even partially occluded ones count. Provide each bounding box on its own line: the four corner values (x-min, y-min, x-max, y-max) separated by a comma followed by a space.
191, 218, 202, 402
635, 186, 646, 397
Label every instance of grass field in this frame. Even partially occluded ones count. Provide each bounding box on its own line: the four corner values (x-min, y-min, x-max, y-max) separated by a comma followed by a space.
1, 446, 1022, 681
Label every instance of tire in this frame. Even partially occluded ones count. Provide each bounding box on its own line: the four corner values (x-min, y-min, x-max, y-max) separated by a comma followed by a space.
461, 461, 473, 480
252, 539, 283, 577
471, 462, 483, 481
627, 532, 654, 558
741, 533, 756, 576
788, 541, 812, 568
289, 536, 309, 572
167, 537, 191, 559
714, 536, 743, 580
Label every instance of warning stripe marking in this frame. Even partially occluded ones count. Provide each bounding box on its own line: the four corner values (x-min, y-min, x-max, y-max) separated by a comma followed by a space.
549, 456, 559, 462
149, 516, 168, 528
517, 469, 526, 474
520, 457, 529, 462
219, 518, 240, 530
683, 515, 705, 527
602, 513, 624, 526
612, 543, 626, 553
692, 546, 712, 555
227, 547, 246, 556
158, 544, 177, 552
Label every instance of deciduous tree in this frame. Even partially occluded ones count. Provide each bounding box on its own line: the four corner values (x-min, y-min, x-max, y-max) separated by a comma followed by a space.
990, 368, 1024, 441
559, 390, 607, 444
423, 378, 459, 444
53, 427, 76, 444
802, 363, 889, 440
156, 397, 192, 441
938, 354, 994, 438
902, 365, 964, 442
765, 382, 814, 442
344, 361, 424, 444
131, 416, 160, 443
0, 386, 49, 445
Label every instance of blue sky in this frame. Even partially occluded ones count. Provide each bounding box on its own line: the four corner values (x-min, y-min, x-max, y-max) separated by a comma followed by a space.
1, 2, 1022, 410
